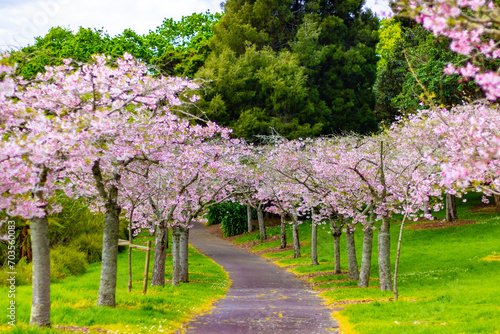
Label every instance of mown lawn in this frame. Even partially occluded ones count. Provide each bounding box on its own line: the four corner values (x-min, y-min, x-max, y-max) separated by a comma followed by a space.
233, 192, 500, 334
0, 234, 229, 334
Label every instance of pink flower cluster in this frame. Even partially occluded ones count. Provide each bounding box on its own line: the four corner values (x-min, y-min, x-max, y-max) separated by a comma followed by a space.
397, 0, 500, 99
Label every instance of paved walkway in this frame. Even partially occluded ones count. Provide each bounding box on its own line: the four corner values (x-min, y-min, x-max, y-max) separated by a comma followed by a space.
181, 222, 339, 334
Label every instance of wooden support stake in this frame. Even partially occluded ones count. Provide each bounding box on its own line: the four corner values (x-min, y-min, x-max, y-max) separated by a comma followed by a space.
143, 241, 152, 294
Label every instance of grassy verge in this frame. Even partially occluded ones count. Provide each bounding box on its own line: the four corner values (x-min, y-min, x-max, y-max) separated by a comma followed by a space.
0, 234, 229, 334
232, 193, 500, 333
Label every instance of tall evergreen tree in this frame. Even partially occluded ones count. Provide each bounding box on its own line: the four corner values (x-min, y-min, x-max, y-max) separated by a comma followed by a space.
198, 0, 379, 140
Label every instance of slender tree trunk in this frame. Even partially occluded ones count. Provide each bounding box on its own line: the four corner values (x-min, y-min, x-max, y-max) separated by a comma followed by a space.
171, 226, 181, 286
179, 226, 189, 283
393, 214, 407, 301
128, 219, 133, 292
265, 211, 271, 221
30, 216, 51, 327
257, 207, 267, 241
151, 221, 168, 287
292, 213, 301, 258
378, 216, 392, 291
446, 194, 458, 222
494, 194, 500, 212
93, 162, 122, 307
247, 205, 253, 233
165, 227, 169, 249
423, 200, 431, 217
311, 222, 319, 265
358, 209, 374, 287
330, 218, 343, 274
346, 225, 359, 280
127, 205, 136, 293
280, 214, 287, 249
97, 193, 121, 306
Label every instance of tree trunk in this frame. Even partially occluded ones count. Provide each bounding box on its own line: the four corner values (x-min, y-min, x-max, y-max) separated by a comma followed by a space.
97, 194, 121, 306
151, 221, 168, 287
346, 226, 359, 281
378, 216, 392, 291
247, 205, 253, 233
494, 194, 500, 212
423, 200, 431, 217
330, 218, 343, 274
446, 193, 457, 222
358, 210, 374, 287
292, 213, 301, 258
280, 214, 287, 249
179, 226, 189, 283
171, 226, 181, 286
128, 219, 133, 292
311, 222, 319, 265
257, 207, 267, 241
30, 216, 51, 327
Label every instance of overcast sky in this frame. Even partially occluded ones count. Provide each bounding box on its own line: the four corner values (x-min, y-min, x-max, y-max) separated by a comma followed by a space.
0, 0, 392, 50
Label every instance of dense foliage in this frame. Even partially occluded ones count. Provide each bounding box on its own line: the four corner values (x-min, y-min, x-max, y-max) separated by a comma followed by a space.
219, 203, 249, 237
3, 0, 500, 329
10, 11, 221, 79
374, 18, 481, 123
197, 0, 380, 141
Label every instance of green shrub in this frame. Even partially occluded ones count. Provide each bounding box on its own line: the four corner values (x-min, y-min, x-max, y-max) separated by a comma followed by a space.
206, 203, 228, 226
48, 194, 104, 247
207, 202, 255, 227
0, 257, 32, 286
70, 232, 102, 263
219, 203, 248, 237
0, 245, 90, 286
50, 245, 88, 281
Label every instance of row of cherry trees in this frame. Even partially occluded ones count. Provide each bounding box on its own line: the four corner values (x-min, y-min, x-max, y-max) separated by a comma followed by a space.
0, 53, 249, 326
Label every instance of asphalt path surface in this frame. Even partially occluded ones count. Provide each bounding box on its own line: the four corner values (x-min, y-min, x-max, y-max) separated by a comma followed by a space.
180, 222, 339, 334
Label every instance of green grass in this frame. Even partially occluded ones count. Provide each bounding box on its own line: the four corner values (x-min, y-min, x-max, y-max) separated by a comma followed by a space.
233, 192, 500, 334
0, 234, 229, 333
310, 274, 350, 283
232, 225, 282, 244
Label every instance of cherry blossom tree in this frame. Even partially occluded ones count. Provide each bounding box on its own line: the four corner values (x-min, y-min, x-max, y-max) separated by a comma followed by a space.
395, 0, 500, 99
394, 0, 500, 211
263, 140, 319, 260
128, 135, 248, 286
1, 54, 73, 327
310, 137, 373, 281
2, 53, 209, 325
233, 149, 270, 243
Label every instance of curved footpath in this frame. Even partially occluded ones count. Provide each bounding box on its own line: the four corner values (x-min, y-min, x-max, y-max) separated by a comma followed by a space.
180, 222, 339, 334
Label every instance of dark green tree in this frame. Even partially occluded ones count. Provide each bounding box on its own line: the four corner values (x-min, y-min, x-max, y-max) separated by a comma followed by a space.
198, 0, 380, 140
302, 4, 380, 134
197, 45, 323, 140
210, 0, 313, 54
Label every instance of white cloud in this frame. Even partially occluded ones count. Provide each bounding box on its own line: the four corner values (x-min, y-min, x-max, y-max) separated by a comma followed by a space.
364, 0, 392, 16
